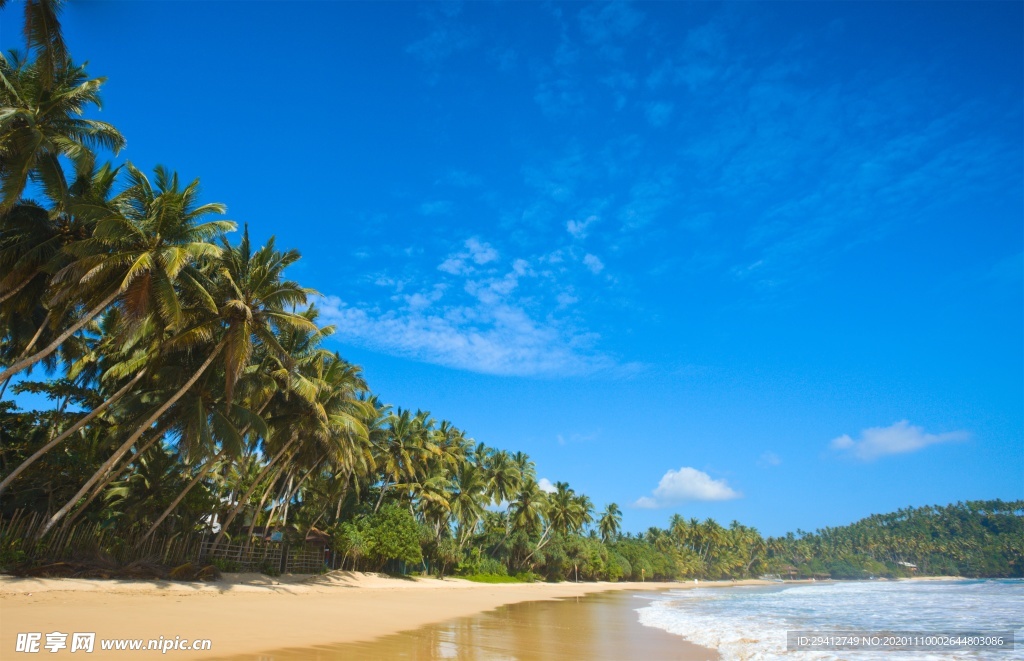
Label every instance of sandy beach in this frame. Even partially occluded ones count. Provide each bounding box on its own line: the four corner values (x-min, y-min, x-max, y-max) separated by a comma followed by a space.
0, 573, 777, 659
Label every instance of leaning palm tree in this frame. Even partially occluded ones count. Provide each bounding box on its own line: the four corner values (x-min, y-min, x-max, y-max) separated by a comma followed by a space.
0, 158, 119, 398
38, 226, 315, 537
0, 50, 124, 211
2, 165, 231, 498
0, 164, 230, 383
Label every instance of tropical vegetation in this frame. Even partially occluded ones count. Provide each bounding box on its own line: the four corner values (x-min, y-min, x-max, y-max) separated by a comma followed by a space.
2, 1, 1021, 583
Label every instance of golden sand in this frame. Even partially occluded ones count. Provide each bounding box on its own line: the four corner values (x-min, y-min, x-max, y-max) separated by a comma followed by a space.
0, 573, 775, 659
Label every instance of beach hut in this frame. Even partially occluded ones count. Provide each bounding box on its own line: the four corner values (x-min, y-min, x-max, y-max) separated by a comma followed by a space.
304, 528, 331, 548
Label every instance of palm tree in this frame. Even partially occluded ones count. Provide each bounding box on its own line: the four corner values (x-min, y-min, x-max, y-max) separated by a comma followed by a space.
449, 461, 487, 549
547, 481, 579, 536
0, 164, 231, 383
0, 50, 124, 211
18, 0, 70, 90
0, 158, 120, 409
484, 449, 521, 506
42, 225, 318, 537
2, 165, 231, 495
509, 478, 547, 536
598, 503, 622, 542
374, 408, 438, 512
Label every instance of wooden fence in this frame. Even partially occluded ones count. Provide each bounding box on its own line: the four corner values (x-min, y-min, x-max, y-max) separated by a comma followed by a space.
1, 510, 331, 575
197, 538, 283, 572
197, 538, 330, 574
0, 510, 204, 568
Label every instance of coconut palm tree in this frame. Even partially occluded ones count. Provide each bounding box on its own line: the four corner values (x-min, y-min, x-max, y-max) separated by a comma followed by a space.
484, 449, 521, 506
374, 408, 438, 512
449, 461, 487, 549
598, 503, 621, 542
0, 50, 124, 211
18, 0, 70, 90
0, 164, 231, 383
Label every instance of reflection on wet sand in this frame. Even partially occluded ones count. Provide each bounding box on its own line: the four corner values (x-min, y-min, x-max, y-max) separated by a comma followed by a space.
220, 591, 717, 660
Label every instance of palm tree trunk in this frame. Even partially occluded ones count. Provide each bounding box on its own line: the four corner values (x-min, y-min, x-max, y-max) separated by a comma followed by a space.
333, 469, 352, 522
140, 448, 226, 542
279, 458, 322, 530
0, 271, 37, 305
37, 339, 224, 539
141, 398, 273, 542
19, 310, 52, 357
61, 421, 169, 531
258, 468, 290, 540
0, 288, 119, 383
210, 434, 298, 552
374, 477, 391, 513
523, 522, 555, 565
278, 473, 296, 531
0, 369, 147, 496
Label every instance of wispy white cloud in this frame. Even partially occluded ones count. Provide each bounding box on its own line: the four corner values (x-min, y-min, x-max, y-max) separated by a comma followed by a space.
758, 451, 781, 467
633, 467, 741, 508
830, 420, 969, 461
318, 236, 616, 377
583, 253, 604, 274
466, 238, 499, 265
437, 238, 499, 275
567, 215, 598, 238
538, 478, 558, 493
318, 294, 610, 377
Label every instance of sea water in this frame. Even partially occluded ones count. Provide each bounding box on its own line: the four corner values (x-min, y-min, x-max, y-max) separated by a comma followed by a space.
636, 579, 1024, 660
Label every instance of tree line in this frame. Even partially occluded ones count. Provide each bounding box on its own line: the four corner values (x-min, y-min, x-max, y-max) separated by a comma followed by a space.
2, 1, 1020, 582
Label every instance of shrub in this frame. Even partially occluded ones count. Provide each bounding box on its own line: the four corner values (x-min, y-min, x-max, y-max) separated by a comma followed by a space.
210, 557, 241, 573
459, 573, 521, 583
362, 505, 422, 570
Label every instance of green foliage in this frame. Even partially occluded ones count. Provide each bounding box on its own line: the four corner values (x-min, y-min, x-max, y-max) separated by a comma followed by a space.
361, 505, 422, 570
458, 547, 508, 576
210, 557, 241, 573
768, 500, 1024, 579
459, 573, 523, 583
0, 542, 28, 571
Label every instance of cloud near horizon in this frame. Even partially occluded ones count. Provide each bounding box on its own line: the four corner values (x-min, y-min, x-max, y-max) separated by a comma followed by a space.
634, 466, 741, 508
830, 420, 970, 461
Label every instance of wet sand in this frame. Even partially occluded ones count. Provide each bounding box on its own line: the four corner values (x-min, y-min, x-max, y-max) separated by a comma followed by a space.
213, 590, 717, 660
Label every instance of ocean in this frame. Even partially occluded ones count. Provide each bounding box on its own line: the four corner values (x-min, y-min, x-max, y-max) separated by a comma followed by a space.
636, 579, 1024, 660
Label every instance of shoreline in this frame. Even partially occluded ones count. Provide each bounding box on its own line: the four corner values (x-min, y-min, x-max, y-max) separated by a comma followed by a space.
0, 573, 778, 658
1, 573, 963, 658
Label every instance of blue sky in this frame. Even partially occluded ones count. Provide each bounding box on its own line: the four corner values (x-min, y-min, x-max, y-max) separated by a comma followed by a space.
2, 1, 1021, 536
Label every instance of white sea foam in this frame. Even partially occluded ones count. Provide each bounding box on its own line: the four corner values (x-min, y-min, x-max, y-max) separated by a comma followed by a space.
636, 580, 1024, 660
